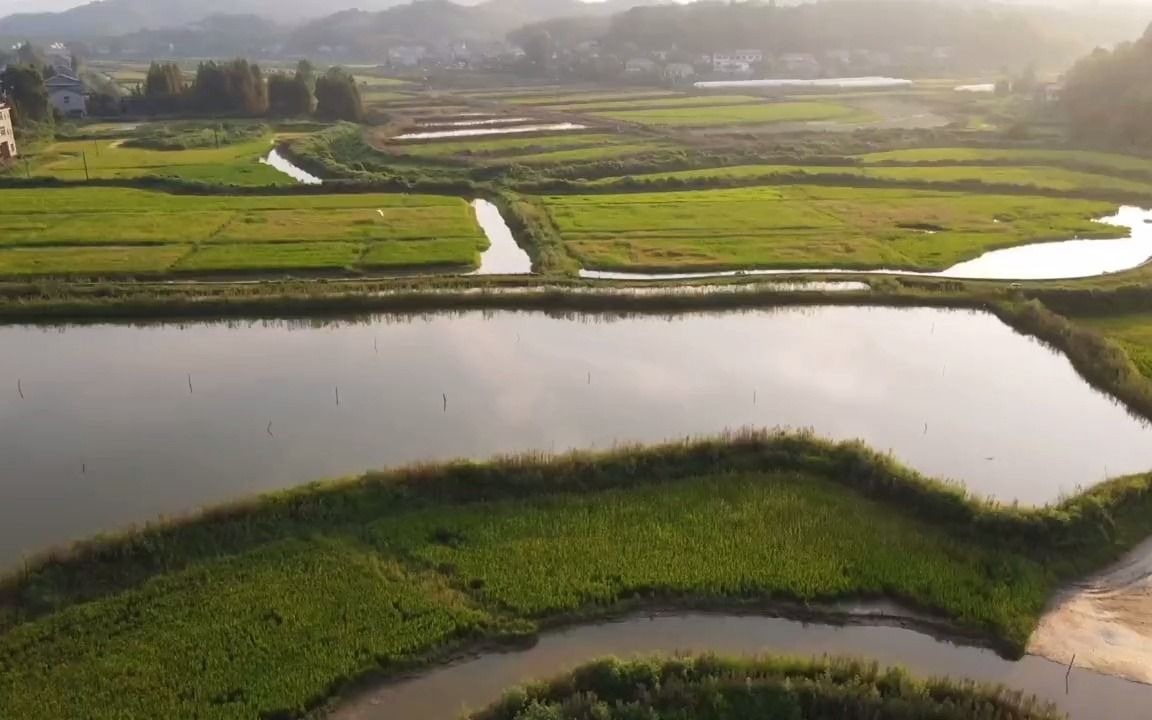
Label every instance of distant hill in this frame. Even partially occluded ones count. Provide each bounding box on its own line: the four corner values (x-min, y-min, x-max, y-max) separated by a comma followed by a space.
285, 0, 636, 54
0, 0, 406, 38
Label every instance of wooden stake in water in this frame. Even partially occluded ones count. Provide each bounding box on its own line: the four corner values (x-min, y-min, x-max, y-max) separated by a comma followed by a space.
17, 378, 23, 399
1066, 654, 1075, 694
335, 386, 340, 406
81, 463, 86, 475
442, 393, 448, 413
187, 374, 193, 394
267, 421, 274, 438
587, 371, 591, 385
753, 389, 757, 405
374, 337, 378, 354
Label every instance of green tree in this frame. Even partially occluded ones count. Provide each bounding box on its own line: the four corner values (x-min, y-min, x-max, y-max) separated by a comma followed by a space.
313, 66, 362, 122
0, 65, 52, 126
1063, 23, 1152, 148
268, 72, 313, 117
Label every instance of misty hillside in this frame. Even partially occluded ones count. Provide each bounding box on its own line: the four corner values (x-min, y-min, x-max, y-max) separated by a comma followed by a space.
0, 0, 410, 37
285, 0, 639, 53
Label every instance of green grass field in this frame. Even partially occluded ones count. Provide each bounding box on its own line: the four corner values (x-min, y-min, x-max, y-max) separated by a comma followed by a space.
592, 101, 859, 127
598, 163, 1152, 196
535, 185, 1120, 271
0, 188, 486, 275
858, 147, 1152, 176
1076, 313, 1152, 380
549, 94, 764, 112
5, 432, 1150, 720
390, 133, 629, 157
20, 136, 290, 186
0, 471, 1049, 716
500, 90, 679, 105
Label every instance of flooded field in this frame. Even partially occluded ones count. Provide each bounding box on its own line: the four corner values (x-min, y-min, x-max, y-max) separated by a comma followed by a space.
2, 306, 1151, 565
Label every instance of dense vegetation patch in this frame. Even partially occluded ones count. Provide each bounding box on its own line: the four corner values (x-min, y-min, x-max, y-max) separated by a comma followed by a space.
2, 432, 1151, 719
472, 656, 1063, 720
122, 121, 270, 150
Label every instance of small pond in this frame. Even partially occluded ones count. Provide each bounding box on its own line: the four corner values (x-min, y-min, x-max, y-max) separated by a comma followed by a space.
2, 306, 1151, 566
330, 612, 1151, 720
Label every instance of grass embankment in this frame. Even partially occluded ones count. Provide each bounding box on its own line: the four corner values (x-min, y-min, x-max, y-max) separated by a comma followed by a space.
473, 656, 1063, 720
591, 101, 860, 127
0, 187, 487, 276
858, 147, 1152, 178
3, 432, 1152, 719
1069, 312, 1152, 381
591, 162, 1152, 198
385, 132, 673, 166
15, 134, 290, 187
533, 185, 1120, 272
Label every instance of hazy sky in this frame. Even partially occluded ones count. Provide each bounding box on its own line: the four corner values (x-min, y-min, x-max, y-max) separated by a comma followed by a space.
0, 0, 86, 15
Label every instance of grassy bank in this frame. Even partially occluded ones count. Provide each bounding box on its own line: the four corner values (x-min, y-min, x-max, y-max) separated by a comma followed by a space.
2, 432, 1152, 719
472, 656, 1063, 720
533, 185, 1120, 273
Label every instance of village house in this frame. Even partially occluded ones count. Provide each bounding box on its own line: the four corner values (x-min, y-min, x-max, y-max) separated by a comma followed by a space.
0, 102, 17, 161
663, 62, 696, 81
777, 52, 821, 78
624, 57, 658, 74
46, 71, 88, 118
712, 49, 762, 74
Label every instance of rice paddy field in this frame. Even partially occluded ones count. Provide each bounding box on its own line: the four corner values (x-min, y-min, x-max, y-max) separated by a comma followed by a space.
16, 135, 291, 187
0, 188, 487, 276
588, 100, 860, 127
0, 457, 1064, 720
596, 163, 1152, 196
533, 185, 1120, 271
858, 147, 1152, 177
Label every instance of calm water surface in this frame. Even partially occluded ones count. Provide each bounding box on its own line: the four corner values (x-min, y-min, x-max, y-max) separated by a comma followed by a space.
2, 307, 1151, 565
393, 123, 588, 140
331, 613, 1151, 720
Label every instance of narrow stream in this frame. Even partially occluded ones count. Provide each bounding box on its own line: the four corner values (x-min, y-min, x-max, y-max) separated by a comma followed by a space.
581, 206, 1152, 281
261, 149, 323, 185
331, 612, 1151, 720
470, 199, 533, 275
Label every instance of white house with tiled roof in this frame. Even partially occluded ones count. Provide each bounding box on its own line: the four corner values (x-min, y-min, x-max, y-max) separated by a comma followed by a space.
46, 71, 87, 118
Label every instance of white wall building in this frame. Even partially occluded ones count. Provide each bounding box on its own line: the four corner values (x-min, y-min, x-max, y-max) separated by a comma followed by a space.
712, 49, 762, 73
0, 102, 17, 160
46, 72, 87, 118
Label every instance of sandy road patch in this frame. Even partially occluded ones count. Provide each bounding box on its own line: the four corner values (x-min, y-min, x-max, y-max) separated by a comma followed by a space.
1028, 537, 1152, 684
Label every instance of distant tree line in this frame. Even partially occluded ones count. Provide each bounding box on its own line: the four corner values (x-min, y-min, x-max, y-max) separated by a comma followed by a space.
135, 59, 360, 122
1062, 23, 1152, 149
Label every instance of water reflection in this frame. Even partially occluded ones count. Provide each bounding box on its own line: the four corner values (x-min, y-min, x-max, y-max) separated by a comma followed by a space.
2, 306, 1151, 566
332, 613, 1152, 720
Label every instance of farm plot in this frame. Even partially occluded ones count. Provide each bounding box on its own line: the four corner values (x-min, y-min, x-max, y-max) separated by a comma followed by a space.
591, 101, 860, 127
0, 188, 487, 276
596, 163, 1152, 196
535, 185, 1120, 271
20, 136, 290, 187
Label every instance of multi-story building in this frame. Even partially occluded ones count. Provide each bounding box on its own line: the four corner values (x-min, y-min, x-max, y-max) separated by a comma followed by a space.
0, 102, 17, 161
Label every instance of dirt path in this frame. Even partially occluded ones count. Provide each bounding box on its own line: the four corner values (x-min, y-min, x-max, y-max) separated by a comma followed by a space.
1028, 537, 1152, 684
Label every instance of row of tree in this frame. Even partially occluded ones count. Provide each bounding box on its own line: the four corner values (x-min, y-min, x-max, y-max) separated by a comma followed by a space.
137, 59, 362, 121
1063, 23, 1152, 149
0, 65, 53, 128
